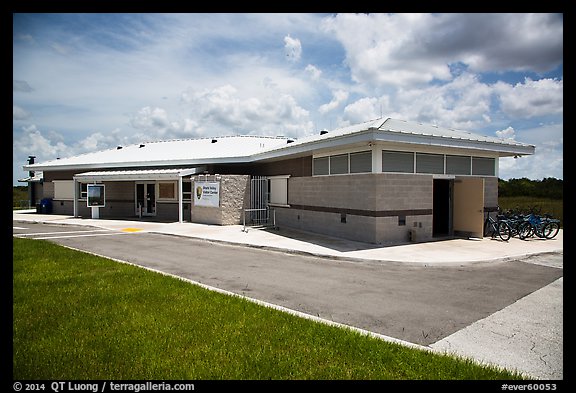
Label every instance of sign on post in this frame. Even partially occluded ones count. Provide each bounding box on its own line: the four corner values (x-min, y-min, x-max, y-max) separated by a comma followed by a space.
194, 181, 220, 207
87, 184, 105, 207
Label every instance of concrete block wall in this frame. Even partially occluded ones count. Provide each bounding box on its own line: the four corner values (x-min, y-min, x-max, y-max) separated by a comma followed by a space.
278, 173, 435, 244
274, 207, 379, 243
289, 174, 377, 211
374, 173, 433, 211
483, 176, 498, 210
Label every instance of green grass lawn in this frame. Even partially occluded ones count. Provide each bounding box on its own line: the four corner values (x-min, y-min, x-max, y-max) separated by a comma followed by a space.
13, 237, 526, 380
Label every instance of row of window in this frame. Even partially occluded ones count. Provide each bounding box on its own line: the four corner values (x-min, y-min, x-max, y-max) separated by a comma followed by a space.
313, 150, 496, 176
55, 180, 193, 201
313, 151, 372, 176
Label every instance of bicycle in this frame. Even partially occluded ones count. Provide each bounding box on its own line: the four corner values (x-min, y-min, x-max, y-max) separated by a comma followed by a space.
484, 211, 512, 241
518, 213, 560, 240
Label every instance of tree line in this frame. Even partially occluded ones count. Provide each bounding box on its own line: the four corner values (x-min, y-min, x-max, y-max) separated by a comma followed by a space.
498, 177, 563, 199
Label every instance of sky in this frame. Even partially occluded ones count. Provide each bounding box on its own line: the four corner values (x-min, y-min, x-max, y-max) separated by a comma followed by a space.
13, 13, 563, 185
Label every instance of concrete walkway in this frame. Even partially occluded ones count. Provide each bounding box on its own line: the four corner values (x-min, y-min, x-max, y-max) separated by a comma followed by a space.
13, 210, 563, 379
12, 210, 563, 266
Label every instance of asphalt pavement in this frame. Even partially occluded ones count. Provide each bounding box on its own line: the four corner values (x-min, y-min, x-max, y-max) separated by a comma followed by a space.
13, 210, 563, 380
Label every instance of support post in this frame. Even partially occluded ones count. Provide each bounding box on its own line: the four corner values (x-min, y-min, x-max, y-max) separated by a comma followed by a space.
178, 176, 183, 223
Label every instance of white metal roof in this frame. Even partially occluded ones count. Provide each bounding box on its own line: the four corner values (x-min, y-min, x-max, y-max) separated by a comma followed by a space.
24, 118, 535, 172
259, 118, 535, 158
26, 135, 289, 171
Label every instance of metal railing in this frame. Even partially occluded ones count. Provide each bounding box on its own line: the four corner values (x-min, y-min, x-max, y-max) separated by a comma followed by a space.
243, 208, 276, 232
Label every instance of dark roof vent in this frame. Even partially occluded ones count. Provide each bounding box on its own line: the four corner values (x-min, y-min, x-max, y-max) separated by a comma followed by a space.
320, 130, 329, 135
211, 138, 217, 143
117, 146, 123, 150
139, 144, 145, 148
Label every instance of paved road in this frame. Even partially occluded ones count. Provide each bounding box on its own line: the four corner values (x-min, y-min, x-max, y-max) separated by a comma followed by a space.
13, 222, 562, 349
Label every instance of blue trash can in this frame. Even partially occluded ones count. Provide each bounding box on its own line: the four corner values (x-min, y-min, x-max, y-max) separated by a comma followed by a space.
40, 198, 53, 214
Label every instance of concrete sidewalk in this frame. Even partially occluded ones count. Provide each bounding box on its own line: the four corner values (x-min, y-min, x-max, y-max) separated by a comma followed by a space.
13, 210, 563, 266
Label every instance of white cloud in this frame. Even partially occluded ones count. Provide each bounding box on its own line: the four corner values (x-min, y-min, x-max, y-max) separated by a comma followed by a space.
494, 78, 563, 118
129, 106, 174, 138
343, 97, 381, 123
498, 123, 562, 180
13, 105, 30, 120
495, 126, 516, 140
321, 13, 563, 88
13, 125, 69, 159
305, 64, 322, 80
180, 84, 311, 137
284, 34, 302, 63
363, 73, 493, 130
76, 131, 124, 151
319, 90, 349, 114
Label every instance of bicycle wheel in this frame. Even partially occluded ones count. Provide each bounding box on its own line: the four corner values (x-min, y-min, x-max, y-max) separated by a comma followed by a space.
534, 223, 547, 238
518, 222, 533, 240
543, 222, 560, 239
497, 221, 511, 241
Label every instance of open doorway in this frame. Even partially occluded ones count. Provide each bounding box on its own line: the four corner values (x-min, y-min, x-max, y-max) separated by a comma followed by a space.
433, 179, 453, 237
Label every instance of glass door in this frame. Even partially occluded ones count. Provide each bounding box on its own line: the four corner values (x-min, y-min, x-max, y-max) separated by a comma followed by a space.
135, 182, 156, 216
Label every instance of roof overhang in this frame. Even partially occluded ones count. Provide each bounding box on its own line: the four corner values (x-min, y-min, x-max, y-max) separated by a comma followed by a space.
73, 167, 204, 182
253, 129, 535, 161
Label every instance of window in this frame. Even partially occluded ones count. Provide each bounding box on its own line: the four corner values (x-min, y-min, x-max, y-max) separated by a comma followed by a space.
268, 175, 289, 206
350, 151, 372, 173
330, 154, 348, 174
472, 157, 495, 176
416, 153, 444, 174
446, 155, 471, 175
79, 183, 88, 199
53, 180, 74, 200
158, 182, 176, 200
382, 151, 414, 173
313, 157, 329, 175
182, 181, 192, 201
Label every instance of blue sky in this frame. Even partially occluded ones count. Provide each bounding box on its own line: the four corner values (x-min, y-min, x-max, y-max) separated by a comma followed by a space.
13, 13, 563, 185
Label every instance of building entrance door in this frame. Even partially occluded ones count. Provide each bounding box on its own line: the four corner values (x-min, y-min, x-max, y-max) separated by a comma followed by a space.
453, 177, 484, 238
136, 182, 156, 216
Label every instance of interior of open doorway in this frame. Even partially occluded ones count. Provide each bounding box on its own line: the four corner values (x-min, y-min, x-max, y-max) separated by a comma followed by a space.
433, 179, 453, 237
